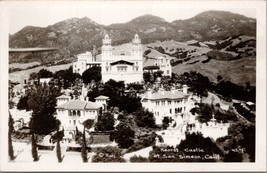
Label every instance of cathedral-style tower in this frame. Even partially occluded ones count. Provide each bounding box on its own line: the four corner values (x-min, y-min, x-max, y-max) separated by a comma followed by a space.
131, 34, 143, 73
101, 34, 143, 83
101, 34, 113, 74
101, 34, 112, 61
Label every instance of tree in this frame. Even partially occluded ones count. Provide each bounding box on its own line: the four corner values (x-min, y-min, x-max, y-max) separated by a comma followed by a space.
133, 108, 155, 128
177, 132, 222, 162
31, 133, 39, 162
162, 116, 171, 129
82, 66, 101, 84
38, 69, 53, 78
28, 83, 61, 135
92, 146, 125, 162
56, 130, 63, 163
240, 124, 255, 162
29, 72, 39, 81
17, 95, 30, 111
192, 103, 213, 123
223, 150, 243, 162
95, 111, 115, 131
111, 121, 135, 148
126, 83, 144, 91
8, 112, 15, 161
54, 66, 81, 89
81, 128, 88, 162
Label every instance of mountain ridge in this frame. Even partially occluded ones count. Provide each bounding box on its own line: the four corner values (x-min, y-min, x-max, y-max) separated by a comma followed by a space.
9, 10, 256, 86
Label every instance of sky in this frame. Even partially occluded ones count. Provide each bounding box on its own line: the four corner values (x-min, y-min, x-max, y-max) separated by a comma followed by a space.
6, 1, 257, 34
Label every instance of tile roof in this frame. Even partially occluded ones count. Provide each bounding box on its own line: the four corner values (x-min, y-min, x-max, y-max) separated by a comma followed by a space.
142, 90, 189, 101
56, 100, 101, 110
95, 95, 109, 100
56, 95, 71, 99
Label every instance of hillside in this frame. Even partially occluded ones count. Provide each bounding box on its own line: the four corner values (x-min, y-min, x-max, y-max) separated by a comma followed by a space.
9, 10, 256, 86
9, 34, 256, 86
142, 35, 256, 86
9, 11, 256, 64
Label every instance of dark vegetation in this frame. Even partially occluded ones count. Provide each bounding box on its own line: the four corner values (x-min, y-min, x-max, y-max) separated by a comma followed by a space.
190, 103, 237, 123
92, 146, 126, 162
216, 121, 255, 162
173, 71, 255, 103
95, 111, 115, 131
87, 79, 142, 113
149, 133, 222, 162
81, 66, 102, 84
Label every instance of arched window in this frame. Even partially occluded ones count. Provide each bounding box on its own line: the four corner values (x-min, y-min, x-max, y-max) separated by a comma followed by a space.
73, 110, 76, 116
77, 110, 81, 116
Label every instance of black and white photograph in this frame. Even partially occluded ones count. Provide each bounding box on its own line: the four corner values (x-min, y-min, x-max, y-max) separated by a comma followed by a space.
0, 0, 266, 172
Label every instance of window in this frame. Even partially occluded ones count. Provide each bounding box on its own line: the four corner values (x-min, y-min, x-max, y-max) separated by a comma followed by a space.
170, 109, 172, 114
73, 120, 76, 125
168, 101, 171, 105
118, 66, 127, 72
167, 70, 169, 74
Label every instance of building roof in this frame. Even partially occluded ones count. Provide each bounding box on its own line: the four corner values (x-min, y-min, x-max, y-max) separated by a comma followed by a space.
142, 90, 189, 101
143, 66, 160, 70
56, 100, 101, 110
95, 95, 109, 100
110, 60, 134, 66
56, 95, 71, 99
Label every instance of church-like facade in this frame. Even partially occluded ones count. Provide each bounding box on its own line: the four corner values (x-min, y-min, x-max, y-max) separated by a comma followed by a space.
101, 34, 143, 83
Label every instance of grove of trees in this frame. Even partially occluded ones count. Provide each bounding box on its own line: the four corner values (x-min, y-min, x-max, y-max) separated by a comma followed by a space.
111, 121, 135, 149
81, 66, 101, 84
95, 111, 115, 131
28, 83, 61, 135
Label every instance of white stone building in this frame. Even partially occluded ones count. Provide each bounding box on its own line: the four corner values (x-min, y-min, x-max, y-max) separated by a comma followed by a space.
144, 56, 172, 76
101, 34, 143, 83
55, 95, 108, 140
187, 114, 230, 140
141, 85, 194, 124
73, 51, 101, 75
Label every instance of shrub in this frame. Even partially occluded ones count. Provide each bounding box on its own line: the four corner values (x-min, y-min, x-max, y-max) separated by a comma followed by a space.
130, 155, 149, 162
92, 146, 126, 162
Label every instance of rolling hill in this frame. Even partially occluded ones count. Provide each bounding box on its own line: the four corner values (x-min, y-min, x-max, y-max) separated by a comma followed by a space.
9, 10, 256, 86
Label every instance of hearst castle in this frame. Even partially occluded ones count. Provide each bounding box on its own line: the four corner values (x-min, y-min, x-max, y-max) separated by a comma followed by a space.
73, 34, 144, 83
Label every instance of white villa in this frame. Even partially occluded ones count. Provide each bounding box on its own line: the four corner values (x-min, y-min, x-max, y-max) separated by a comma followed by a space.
186, 114, 230, 140
141, 85, 194, 124
73, 51, 101, 75
55, 95, 109, 140
144, 56, 172, 77
101, 34, 143, 83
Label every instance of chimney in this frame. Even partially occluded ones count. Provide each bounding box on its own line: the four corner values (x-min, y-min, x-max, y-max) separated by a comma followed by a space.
183, 85, 188, 94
